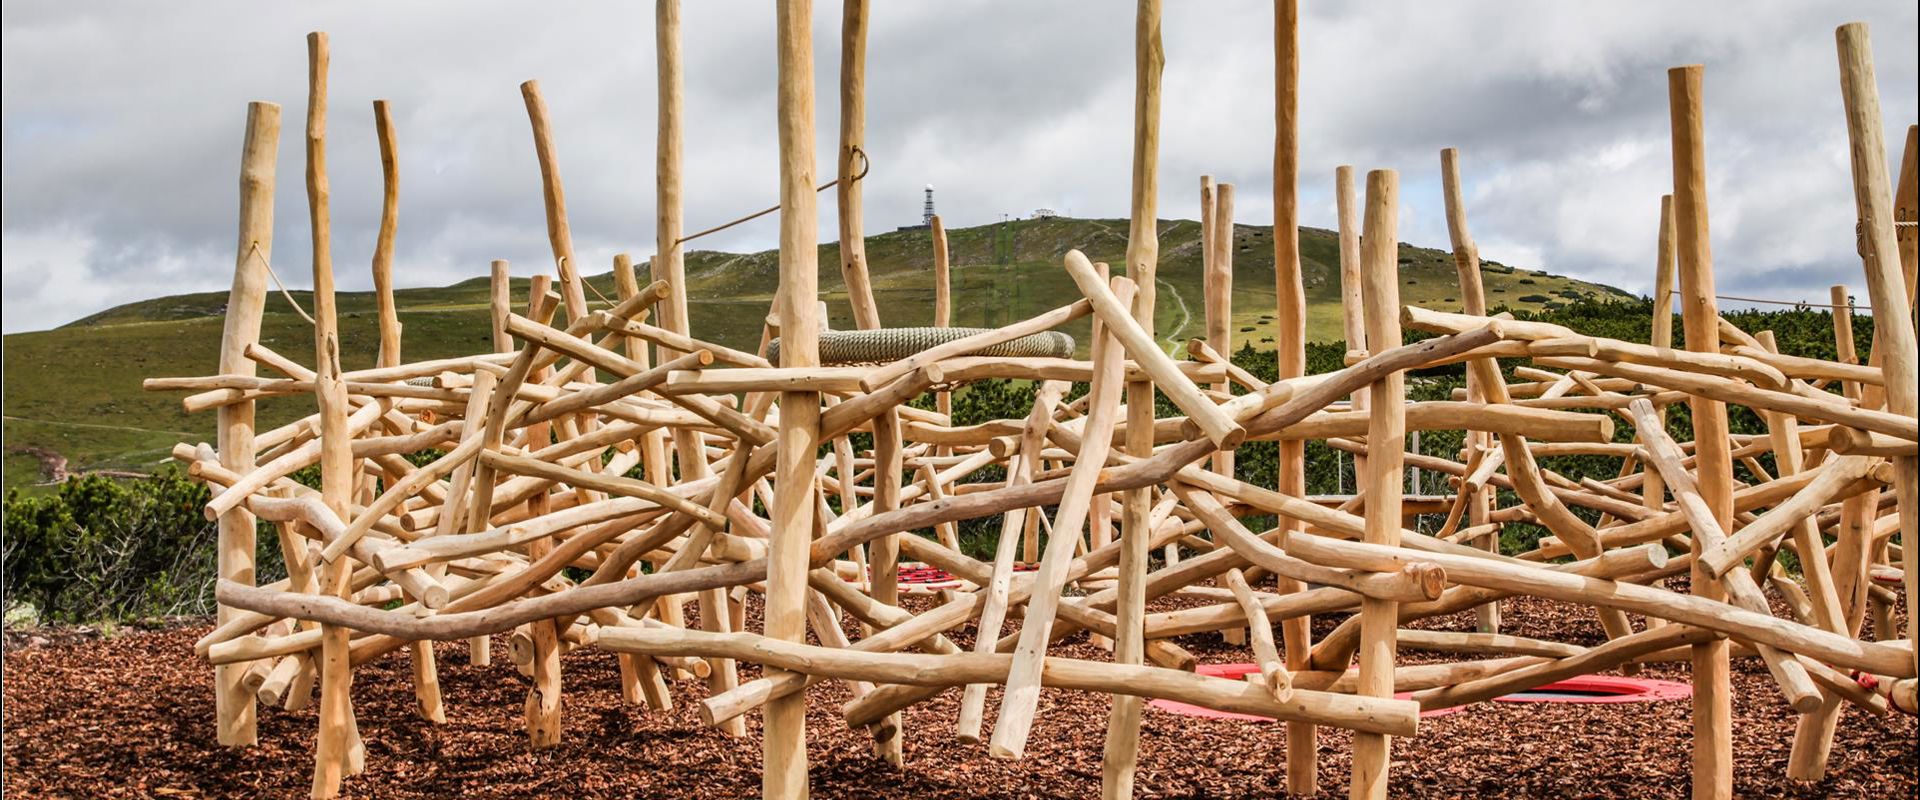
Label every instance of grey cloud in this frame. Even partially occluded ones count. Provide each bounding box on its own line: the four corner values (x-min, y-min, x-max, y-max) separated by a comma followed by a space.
3, 1, 1915, 332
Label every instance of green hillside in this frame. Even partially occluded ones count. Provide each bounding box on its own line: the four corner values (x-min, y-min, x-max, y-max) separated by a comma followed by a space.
4, 217, 1626, 489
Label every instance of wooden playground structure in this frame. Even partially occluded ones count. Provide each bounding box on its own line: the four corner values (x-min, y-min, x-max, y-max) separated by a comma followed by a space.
147, 3, 1916, 798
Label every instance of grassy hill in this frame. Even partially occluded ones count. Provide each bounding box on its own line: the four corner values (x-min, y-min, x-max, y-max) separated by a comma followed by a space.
4, 217, 1627, 490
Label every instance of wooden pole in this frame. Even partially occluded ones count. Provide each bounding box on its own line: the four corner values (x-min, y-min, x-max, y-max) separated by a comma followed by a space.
656, 0, 688, 338
1833, 22, 1919, 678
829, 4, 903, 757
305, 31, 361, 800
370, 98, 442, 722
1438, 148, 1498, 634
615, 252, 685, 645
766, 0, 821, 795
1350, 168, 1401, 800
1207, 182, 1236, 479
1199, 176, 1228, 575
653, 0, 745, 721
214, 99, 280, 748
371, 100, 402, 368
1644, 195, 1676, 576
520, 80, 588, 323
932, 215, 951, 328
1668, 63, 1733, 800
932, 214, 954, 488
1272, 3, 1311, 790
837, 0, 877, 327
1104, 1, 1162, 793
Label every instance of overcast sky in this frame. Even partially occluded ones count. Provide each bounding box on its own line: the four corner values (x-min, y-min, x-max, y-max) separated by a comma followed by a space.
3, 1, 1915, 333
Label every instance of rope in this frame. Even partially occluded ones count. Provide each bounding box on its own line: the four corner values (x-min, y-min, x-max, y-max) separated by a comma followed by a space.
562, 256, 616, 307
248, 241, 317, 325
1714, 294, 1866, 312
676, 147, 870, 246
766, 326, 1074, 368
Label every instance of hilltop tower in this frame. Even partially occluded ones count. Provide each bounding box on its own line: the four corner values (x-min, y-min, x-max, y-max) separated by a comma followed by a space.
923, 184, 936, 226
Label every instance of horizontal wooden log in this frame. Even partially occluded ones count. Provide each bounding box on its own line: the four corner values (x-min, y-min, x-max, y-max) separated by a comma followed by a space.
215, 558, 763, 643
599, 625, 1419, 737
663, 366, 870, 394
1271, 402, 1612, 443
1279, 531, 1914, 678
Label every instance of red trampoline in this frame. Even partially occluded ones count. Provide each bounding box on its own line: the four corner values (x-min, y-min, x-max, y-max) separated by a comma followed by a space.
866, 562, 1039, 595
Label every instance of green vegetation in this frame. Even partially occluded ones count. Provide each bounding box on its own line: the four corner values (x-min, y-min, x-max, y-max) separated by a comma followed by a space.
3, 217, 1622, 492
2, 470, 279, 623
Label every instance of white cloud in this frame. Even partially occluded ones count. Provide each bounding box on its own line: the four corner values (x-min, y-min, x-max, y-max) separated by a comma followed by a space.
3, 1, 1916, 332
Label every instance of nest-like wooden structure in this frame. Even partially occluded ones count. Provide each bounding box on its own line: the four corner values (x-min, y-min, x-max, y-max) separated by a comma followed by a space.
149, 7, 1916, 799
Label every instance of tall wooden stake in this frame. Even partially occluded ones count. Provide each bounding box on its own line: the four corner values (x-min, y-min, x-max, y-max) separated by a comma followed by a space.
1276, 4, 1315, 794
371, 100, 402, 368
766, 0, 821, 796
832, 10, 903, 752
1350, 169, 1402, 800
1206, 182, 1235, 480
1643, 194, 1675, 617
1668, 63, 1733, 800
520, 81, 588, 323
1438, 147, 1498, 634
1102, 1, 1161, 796
214, 99, 280, 748
370, 97, 441, 723
1833, 21, 1918, 682
839, 0, 877, 328
652, 0, 744, 729
306, 31, 361, 800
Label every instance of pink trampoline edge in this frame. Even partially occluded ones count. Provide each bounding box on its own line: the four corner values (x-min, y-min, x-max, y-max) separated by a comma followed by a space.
1146, 663, 1691, 721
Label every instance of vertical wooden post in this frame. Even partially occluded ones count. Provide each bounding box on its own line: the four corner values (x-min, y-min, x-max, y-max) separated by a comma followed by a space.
522, 276, 563, 749
654, 0, 743, 720
214, 99, 280, 748
1205, 183, 1235, 485
1194, 181, 1235, 576
371, 97, 442, 722
615, 252, 683, 641
1438, 148, 1498, 634
305, 31, 361, 800
932, 214, 952, 328
831, 7, 903, 756
651, 255, 745, 733
1275, 4, 1313, 792
1642, 195, 1675, 628
1827, 282, 1876, 636
490, 259, 513, 354
1350, 168, 1401, 800
1198, 174, 1222, 569
1102, 1, 1161, 796
656, 0, 687, 336
1897, 124, 1919, 303
371, 100, 402, 368
1651, 196, 1677, 353
1833, 22, 1919, 679
838, 0, 877, 327
766, 0, 821, 796
1668, 63, 1733, 800
520, 80, 588, 323
932, 214, 953, 469
465, 258, 511, 668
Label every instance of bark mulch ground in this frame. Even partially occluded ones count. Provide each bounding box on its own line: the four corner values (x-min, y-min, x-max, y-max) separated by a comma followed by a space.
4, 595, 1915, 798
